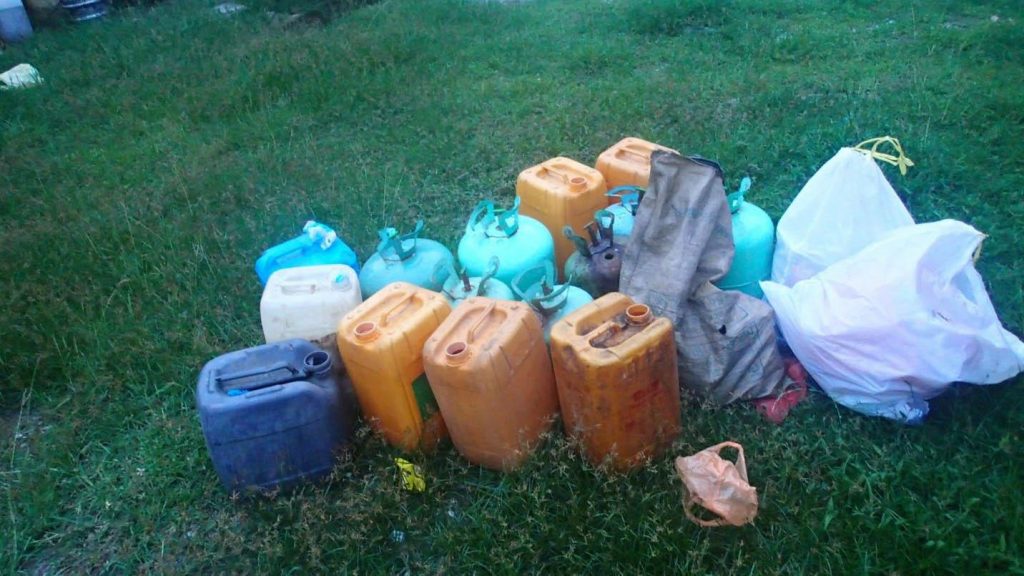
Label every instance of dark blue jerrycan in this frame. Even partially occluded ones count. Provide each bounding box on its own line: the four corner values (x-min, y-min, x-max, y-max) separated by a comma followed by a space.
196, 339, 354, 493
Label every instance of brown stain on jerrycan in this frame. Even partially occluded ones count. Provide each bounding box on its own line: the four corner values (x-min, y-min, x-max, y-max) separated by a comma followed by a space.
516, 157, 608, 273
549, 292, 681, 471
595, 137, 680, 194
337, 282, 451, 452
423, 297, 559, 471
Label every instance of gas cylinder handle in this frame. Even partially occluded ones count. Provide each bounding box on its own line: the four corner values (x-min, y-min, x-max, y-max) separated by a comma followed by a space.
563, 226, 592, 258
594, 210, 615, 246
376, 220, 425, 261
511, 262, 570, 316
495, 197, 521, 236
466, 299, 498, 344
433, 259, 464, 298
726, 177, 752, 215
606, 186, 645, 216
476, 256, 501, 295
465, 200, 495, 235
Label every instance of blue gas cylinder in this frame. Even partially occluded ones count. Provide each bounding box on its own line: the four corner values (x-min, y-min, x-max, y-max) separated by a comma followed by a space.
715, 177, 775, 298
457, 198, 555, 288
358, 220, 454, 299
605, 186, 644, 238
511, 262, 593, 342
255, 221, 360, 285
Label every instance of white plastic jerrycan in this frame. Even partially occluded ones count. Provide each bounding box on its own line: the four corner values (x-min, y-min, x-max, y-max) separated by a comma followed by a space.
261, 264, 362, 346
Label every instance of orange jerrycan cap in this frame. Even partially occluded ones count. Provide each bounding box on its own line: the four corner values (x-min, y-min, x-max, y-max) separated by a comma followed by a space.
626, 304, 653, 326
444, 341, 471, 366
353, 321, 380, 342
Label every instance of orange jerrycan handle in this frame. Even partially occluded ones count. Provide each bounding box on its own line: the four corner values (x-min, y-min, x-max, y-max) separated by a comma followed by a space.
466, 300, 498, 344
538, 163, 588, 189
381, 292, 417, 327
615, 143, 654, 163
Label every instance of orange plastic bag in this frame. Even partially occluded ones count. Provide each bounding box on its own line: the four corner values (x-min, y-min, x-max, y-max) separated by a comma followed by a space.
674, 442, 758, 527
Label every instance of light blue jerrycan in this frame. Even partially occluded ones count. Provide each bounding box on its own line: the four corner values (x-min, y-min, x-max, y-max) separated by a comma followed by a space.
714, 177, 776, 298
358, 220, 454, 299
605, 186, 645, 238
457, 198, 555, 288
255, 221, 360, 285
437, 256, 516, 308
511, 261, 593, 342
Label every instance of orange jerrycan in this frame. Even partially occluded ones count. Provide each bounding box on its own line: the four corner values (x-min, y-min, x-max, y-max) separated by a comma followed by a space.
423, 297, 559, 471
337, 282, 451, 452
595, 137, 679, 194
516, 157, 608, 273
549, 292, 681, 471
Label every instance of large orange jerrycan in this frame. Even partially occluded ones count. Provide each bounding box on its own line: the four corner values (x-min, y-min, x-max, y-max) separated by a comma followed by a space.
516, 157, 608, 273
337, 282, 451, 452
549, 292, 681, 471
423, 297, 559, 471
595, 137, 679, 194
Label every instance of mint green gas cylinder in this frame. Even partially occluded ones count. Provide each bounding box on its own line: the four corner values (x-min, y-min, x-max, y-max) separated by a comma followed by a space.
714, 177, 775, 299
511, 262, 593, 342
605, 186, 644, 238
439, 256, 516, 308
457, 198, 555, 288
358, 220, 454, 299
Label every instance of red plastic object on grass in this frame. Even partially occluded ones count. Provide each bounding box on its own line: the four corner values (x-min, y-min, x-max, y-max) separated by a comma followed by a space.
753, 359, 808, 424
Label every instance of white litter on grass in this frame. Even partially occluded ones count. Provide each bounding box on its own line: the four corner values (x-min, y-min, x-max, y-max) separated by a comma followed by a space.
0, 63, 43, 90
214, 2, 246, 15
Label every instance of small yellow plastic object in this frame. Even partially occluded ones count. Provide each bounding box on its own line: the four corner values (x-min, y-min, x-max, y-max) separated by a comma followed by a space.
395, 458, 426, 493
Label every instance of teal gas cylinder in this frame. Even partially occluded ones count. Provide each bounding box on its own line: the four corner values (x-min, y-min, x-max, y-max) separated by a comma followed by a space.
457, 198, 555, 288
715, 177, 775, 298
358, 220, 454, 299
439, 256, 516, 308
511, 262, 593, 342
605, 186, 644, 238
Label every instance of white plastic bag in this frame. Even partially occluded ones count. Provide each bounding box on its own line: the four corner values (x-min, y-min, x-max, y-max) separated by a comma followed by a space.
771, 137, 915, 286
763, 220, 1024, 423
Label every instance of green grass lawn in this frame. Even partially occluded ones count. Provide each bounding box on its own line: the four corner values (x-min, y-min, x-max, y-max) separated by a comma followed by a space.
3, 0, 1024, 572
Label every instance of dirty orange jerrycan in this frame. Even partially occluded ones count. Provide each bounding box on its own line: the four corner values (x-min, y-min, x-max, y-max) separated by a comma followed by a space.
337, 282, 451, 452
595, 137, 679, 195
549, 293, 681, 471
423, 297, 559, 471
516, 157, 608, 274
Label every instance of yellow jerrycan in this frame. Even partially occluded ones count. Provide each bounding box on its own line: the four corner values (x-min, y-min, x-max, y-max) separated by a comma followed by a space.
423, 297, 559, 471
549, 292, 681, 471
595, 137, 679, 193
516, 157, 608, 273
337, 282, 450, 452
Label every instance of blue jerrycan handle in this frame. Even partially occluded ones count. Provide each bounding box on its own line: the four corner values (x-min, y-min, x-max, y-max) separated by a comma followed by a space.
261, 220, 335, 263
726, 177, 752, 214
376, 220, 424, 261
511, 261, 571, 315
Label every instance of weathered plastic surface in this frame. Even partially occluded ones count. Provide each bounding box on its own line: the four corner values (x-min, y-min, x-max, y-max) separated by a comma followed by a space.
196, 339, 353, 493
595, 137, 679, 193
516, 157, 608, 272
511, 262, 593, 342
255, 221, 360, 285
563, 211, 627, 298
714, 178, 775, 298
457, 198, 555, 288
336, 282, 451, 451
423, 298, 559, 471
261, 264, 362, 344
440, 257, 515, 308
549, 293, 681, 471
359, 220, 453, 299
0, 0, 32, 42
